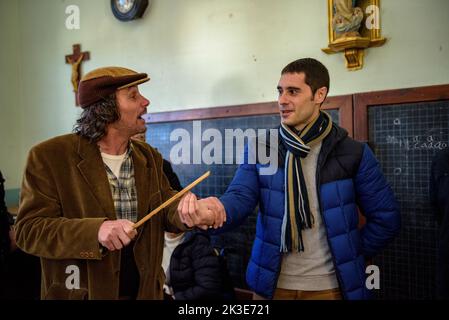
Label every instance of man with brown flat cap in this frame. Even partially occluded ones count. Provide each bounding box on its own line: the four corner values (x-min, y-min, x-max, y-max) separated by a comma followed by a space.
15, 66, 217, 300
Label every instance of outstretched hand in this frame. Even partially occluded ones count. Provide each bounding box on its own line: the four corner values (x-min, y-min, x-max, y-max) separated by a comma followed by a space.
177, 192, 226, 230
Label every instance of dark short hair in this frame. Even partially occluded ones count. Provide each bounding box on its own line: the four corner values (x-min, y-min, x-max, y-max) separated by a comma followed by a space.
281, 58, 330, 96
73, 94, 119, 143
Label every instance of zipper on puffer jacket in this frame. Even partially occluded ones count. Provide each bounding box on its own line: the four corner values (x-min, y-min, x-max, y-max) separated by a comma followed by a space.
317, 126, 347, 299
315, 168, 346, 300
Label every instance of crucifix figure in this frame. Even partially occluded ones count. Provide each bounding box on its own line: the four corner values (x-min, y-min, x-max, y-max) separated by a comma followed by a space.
65, 44, 90, 106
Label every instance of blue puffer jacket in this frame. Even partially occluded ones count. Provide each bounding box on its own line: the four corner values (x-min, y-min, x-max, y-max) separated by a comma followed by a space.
219, 124, 400, 299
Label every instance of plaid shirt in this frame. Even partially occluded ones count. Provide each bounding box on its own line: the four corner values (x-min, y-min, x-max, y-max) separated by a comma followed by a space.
104, 146, 138, 223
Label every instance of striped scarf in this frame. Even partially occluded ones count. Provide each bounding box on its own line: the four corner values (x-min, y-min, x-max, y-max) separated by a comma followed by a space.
279, 111, 333, 252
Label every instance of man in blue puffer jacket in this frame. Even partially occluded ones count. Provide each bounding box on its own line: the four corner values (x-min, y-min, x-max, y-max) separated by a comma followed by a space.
179, 58, 400, 300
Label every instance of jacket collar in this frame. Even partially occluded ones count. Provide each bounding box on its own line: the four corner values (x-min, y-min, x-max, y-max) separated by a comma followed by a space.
76, 134, 116, 218
316, 124, 349, 170
262, 123, 348, 169
75, 135, 155, 221
77, 135, 154, 219
130, 140, 155, 221
177, 229, 209, 248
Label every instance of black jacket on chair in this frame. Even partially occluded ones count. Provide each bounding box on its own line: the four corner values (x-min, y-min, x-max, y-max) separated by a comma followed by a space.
169, 230, 230, 300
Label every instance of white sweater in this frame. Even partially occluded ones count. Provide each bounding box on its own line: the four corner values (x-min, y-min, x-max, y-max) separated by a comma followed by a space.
161, 232, 185, 295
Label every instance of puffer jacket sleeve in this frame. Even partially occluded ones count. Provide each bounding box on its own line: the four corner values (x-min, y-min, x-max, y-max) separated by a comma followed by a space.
219, 144, 260, 232
355, 144, 401, 258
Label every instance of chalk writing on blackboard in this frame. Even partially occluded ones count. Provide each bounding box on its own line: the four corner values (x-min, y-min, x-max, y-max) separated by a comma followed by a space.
385, 135, 448, 151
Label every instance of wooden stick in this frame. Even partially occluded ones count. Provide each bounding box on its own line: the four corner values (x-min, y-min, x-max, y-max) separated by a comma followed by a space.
132, 171, 211, 229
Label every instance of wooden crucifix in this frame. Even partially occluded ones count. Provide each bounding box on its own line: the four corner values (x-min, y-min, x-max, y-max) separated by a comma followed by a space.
65, 44, 90, 106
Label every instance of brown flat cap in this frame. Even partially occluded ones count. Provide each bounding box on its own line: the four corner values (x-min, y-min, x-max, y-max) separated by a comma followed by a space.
78, 66, 150, 108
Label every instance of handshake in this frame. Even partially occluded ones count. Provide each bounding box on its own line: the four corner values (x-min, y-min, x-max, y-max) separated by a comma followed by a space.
98, 193, 226, 252
177, 193, 227, 230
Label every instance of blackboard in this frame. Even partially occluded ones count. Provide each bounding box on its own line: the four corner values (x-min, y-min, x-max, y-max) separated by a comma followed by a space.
146, 109, 340, 289
368, 100, 449, 299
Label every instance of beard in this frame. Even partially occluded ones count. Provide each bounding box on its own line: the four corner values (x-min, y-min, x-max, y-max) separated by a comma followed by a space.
111, 120, 146, 137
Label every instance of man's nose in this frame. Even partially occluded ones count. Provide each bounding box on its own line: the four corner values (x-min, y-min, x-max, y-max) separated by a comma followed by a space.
142, 96, 150, 107
278, 93, 288, 105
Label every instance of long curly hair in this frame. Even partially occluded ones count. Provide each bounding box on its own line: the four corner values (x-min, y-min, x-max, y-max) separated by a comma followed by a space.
73, 94, 120, 143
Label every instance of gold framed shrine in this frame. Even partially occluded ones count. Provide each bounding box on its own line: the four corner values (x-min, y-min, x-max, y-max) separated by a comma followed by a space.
322, 0, 386, 71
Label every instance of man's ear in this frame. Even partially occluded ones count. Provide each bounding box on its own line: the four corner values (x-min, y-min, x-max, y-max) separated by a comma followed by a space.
314, 87, 328, 105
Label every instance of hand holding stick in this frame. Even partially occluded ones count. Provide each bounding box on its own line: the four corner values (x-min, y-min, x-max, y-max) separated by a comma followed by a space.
132, 171, 211, 230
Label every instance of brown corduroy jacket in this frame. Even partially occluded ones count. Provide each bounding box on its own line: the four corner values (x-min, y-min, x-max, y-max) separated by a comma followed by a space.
15, 133, 187, 300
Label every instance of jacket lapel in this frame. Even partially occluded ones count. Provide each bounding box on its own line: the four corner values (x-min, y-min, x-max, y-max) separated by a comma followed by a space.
76, 135, 116, 219
131, 142, 155, 221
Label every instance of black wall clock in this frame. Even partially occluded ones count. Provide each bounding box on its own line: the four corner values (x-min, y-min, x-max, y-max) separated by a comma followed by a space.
111, 0, 149, 22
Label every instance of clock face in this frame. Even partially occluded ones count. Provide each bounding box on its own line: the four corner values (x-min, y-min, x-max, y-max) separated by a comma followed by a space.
115, 0, 135, 14
111, 0, 149, 21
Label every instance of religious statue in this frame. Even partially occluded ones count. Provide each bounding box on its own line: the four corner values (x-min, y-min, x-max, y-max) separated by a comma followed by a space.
332, 0, 364, 37
323, 0, 386, 71
67, 53, 84, 93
